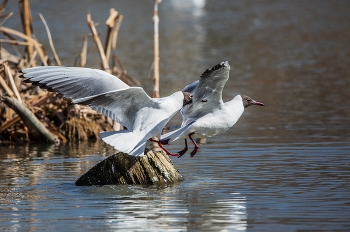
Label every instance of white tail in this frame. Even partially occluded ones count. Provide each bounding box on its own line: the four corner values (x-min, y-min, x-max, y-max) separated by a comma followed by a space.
160, 122, 194, 143
100, 130, 147, 157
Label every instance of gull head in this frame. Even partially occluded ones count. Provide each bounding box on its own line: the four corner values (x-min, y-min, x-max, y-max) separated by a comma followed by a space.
182, 92, 193, 106
241, 95, 265, 108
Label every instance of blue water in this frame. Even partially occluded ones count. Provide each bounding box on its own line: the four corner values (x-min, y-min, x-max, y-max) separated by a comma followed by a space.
1, 141, 349, 231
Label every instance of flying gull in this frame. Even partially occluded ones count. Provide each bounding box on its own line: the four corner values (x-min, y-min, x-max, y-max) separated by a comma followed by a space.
152, 61, 264, 157
20, 66, 192, 157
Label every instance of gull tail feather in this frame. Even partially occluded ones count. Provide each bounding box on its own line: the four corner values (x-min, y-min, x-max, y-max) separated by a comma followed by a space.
100, 130, 147, 157
160, 122, 195, 143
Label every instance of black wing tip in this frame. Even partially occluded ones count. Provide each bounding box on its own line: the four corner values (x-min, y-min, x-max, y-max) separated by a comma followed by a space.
201, 61, 230, 77
210, 61, 229, 71
19, 69, 27, 78
23, 78, 33, 83
22, 78, 55, 92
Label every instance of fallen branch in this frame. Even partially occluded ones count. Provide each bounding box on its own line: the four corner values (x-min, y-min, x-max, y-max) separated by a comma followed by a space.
3, 96, 56, 142
0, 92, 54, 133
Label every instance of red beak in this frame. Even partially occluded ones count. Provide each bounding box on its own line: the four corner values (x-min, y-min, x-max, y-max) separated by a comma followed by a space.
252, 100, 265, 106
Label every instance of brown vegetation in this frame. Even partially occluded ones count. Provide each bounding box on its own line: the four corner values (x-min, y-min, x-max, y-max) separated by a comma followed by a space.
0, 0, 138, 144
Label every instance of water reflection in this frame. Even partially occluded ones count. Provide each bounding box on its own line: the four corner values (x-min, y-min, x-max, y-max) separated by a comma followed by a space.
79, 185, 246, 231
169, 0, 206, 17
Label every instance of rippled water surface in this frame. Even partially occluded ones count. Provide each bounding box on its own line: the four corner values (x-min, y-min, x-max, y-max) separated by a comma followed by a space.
1, 0, 350, 231
1, 142, 349, 231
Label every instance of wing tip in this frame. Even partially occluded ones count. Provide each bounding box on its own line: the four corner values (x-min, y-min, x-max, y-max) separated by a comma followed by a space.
200, 61, 230, 78
209, 61, 229, 70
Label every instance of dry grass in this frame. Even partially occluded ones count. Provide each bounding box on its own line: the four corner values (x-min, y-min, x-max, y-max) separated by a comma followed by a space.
0, 1, 139, 143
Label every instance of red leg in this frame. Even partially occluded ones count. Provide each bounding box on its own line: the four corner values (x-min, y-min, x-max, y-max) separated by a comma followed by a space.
158, 143, 180, 157
188, 132, 199, 157
149, 138, 179, 157
177, 139, 188, 158
159, 138, 170, 145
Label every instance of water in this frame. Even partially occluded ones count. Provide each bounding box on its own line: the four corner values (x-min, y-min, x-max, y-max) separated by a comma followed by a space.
1, 0, 350, 231
1, 142, 349, 231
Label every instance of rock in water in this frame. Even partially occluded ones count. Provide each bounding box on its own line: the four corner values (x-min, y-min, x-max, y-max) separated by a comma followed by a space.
75, 148, 183, 186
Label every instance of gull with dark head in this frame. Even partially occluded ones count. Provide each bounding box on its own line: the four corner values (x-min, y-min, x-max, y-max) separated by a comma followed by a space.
20, 66, 192, 157
153, 61, 264, 157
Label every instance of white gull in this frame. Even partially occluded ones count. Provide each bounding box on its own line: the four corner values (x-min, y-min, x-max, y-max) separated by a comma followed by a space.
154, 61, 264, 157
20, 66, 192, 157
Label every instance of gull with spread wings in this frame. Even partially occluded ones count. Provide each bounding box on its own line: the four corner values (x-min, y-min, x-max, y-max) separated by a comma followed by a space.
20, 66, 192, 157
152, 61, 264, 157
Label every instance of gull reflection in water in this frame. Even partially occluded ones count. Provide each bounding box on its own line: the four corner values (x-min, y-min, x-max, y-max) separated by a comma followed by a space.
101, 187, 246, 231
186, 192, 247, 231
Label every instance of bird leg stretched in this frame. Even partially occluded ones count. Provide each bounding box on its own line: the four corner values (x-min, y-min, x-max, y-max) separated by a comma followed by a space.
150, 138, 189, 157
188, 132, 199, 157
177, 139, 188, 158
149, 138, 179, 157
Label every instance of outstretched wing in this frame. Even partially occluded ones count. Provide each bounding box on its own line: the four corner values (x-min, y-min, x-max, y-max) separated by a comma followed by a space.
192, 61, 230, 104
181, 61, 230, 125
20, 66, 130, 100
74, 87, 159, 132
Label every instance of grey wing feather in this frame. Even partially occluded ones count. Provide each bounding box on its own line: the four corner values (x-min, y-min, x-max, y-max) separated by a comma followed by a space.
181, 61, 230, 125
73, 87, 158, 131
20, 66, 129, 100
192, 61, 230, 104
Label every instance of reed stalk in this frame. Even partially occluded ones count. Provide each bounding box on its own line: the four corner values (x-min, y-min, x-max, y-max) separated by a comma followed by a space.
87, 12, 110, 72
19, 0, 34, 61
4, 62, 22, 104
104, 8, 119, 63
152, 0, 161, 98
0, 26, 47, 65
38, 13, 61, 66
